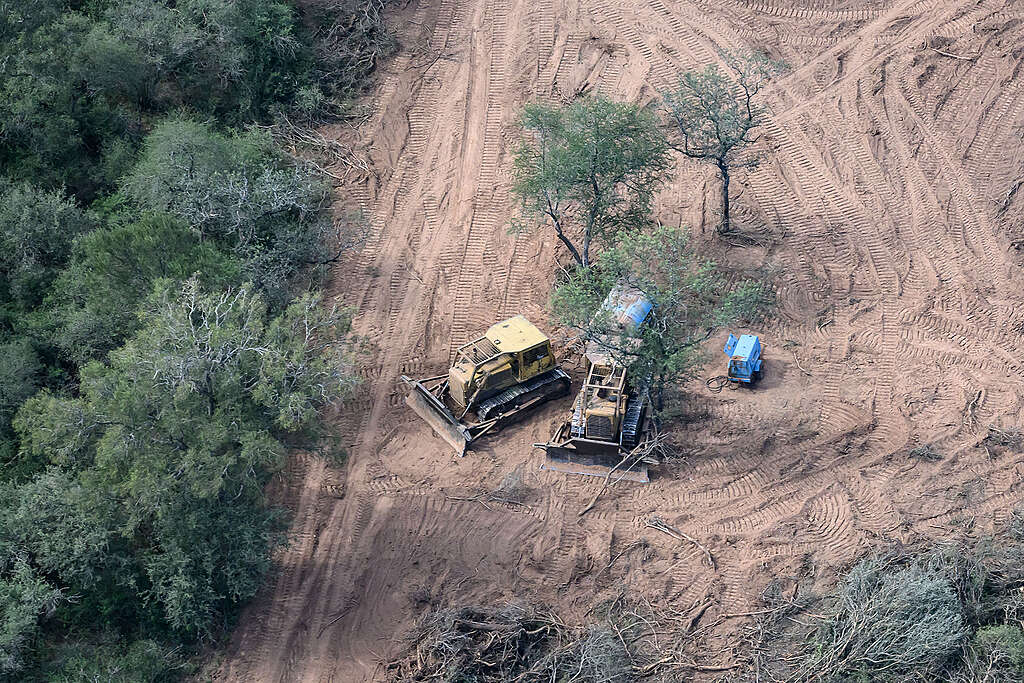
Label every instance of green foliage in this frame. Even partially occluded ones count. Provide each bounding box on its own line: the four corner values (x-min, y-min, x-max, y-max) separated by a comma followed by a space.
714, 279, 773, 326
0, 182, 95, 316
122, 118, 332, 301
0, 14, 108, 195
512, 96, 671, 266
741, 513, 1024, 683
0, 549, 62, 675
38, 635, 185, 682
972, 625, 1024, 670
0, 473, 115, 592
0, 0, 387, 676
0, 278, 359, 668
91, 0, 312, 119
48, 214, 242, 364
662, 50, 784, 167
551, 224, 769, 401
0, 339, 41, 476
0, 0, 316, 198
0, 0, 64, 41
807, 553, 969, 680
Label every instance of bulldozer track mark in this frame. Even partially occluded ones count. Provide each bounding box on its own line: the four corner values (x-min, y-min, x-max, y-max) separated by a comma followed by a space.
447, 0, 510, 360
534, 0, 557, 74
805, 487, 859, 558
553, 35, 583, 89
739, 0, 888, 22
588, 0, 677, 89
219, 1, 1024, 680
769, 0, 967, 121
963, 77, 1024, 201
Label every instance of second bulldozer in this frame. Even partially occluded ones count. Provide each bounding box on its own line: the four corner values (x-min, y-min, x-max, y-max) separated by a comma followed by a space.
401, 315, 570, 456
535, 285, 656, 482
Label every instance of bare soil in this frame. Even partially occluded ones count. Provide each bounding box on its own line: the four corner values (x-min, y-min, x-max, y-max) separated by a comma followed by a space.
213, 0, 1024, 679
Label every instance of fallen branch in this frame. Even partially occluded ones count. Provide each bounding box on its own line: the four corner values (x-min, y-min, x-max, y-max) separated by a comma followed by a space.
578, 455, 632, 517
791, 350, 812, 376
317, 606, 353, 638
930, 46, 978, 61
604, 540, 646, 572
645, 516, 716, 569
578, 436, 668, 517
999, 178, 1023, 213
963, 389, 982, 426
634, 655, 739, 674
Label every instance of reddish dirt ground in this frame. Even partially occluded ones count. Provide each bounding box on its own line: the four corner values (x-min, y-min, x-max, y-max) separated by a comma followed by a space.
214, 0, 1024, 679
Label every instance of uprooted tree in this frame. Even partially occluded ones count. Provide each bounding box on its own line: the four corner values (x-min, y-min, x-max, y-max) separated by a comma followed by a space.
511, 95, 672, 267
661, 50, 786, 235
550, 224, 770, 409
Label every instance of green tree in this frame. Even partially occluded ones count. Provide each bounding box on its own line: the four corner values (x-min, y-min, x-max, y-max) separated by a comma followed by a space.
38, 636, 185, 682
0, 181, 95, 316
0, 548, 62, 675
0, 0, 64, 41
47, 214, 241, 365
0, 340, 42, 478
122, 118, 334, 300
13, 279, 359, 639
0, 1, 314, 199
551, 224, 769, 406
511, 96, 671, 267
97, 0, 309, 119
662, 51, 786, 235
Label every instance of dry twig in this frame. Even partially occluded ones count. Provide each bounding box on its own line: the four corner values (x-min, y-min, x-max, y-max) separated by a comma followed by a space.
646, 516, 716, 569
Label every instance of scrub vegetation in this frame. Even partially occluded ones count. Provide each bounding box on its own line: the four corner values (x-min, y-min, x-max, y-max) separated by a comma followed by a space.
0, 0, 392, 678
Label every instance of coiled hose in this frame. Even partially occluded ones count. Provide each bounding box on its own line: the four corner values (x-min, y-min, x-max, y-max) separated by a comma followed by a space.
705, 376, 736, 393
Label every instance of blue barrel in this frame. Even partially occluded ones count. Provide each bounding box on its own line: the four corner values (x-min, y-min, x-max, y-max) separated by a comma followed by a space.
598, 284, 653, 332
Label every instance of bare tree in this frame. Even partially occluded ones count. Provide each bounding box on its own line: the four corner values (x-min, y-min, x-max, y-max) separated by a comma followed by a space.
662, 50, 786, 235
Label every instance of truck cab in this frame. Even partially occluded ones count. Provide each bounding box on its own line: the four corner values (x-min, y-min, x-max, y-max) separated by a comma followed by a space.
724, 333, 763, 383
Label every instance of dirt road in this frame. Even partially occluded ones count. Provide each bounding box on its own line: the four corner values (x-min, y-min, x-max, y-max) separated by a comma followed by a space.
216, 0, 1024, 679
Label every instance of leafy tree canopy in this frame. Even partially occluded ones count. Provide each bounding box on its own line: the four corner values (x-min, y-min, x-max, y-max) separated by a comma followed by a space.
551, 224, 770, 403
3, 279, 359, 665
512, 96, 672, 267
0, 181, 96, 317
122, 118, 333, 301
47, 214, 242, 365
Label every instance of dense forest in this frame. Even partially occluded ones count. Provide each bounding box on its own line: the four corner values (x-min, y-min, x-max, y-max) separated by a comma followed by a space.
0, 0, 389, 678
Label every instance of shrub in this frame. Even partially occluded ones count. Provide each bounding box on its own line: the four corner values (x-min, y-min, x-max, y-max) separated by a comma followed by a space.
806, 554, 969, 681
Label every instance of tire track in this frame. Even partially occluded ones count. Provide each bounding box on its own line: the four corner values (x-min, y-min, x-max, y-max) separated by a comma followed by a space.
448, 0, 510, 358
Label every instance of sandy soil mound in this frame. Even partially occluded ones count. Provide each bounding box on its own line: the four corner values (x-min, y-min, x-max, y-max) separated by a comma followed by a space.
214, 0, 1024, 679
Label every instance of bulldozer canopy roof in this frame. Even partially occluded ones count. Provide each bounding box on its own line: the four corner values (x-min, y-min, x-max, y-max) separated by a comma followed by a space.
485, 315, 549, 353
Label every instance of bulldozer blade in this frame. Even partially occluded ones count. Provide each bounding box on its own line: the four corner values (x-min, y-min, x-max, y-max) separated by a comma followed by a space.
538, 444, 649, 483
403, 379, 470, 456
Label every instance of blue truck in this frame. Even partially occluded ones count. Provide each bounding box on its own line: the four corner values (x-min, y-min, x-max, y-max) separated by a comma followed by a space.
723, 333, 763, 383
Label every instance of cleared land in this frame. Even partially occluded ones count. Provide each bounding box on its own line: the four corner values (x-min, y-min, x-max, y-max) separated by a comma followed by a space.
215, 0, 1024, 679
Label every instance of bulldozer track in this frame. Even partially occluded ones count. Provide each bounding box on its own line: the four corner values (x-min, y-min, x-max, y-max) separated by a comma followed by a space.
216, 0, 1024, 678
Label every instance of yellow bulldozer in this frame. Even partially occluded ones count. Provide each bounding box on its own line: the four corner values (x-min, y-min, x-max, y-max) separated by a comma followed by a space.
535, 285, 655, 482
401, 315, 570, 455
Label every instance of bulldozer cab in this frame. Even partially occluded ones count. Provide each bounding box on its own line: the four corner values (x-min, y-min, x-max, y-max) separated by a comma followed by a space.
580, 362, 627, 441
517, 341, 554, 381
449, 316, 555, 408
485, 316, 554, 382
